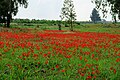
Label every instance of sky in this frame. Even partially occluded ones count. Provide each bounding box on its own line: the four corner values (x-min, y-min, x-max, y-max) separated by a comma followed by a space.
14, 0, 112, 21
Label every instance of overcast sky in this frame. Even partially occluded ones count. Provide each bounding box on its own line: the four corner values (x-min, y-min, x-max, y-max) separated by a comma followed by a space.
14, 0, 112, 21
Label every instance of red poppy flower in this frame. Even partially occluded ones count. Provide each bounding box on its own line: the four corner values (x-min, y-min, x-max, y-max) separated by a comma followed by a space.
79, 56, 82, 60
61, 69, 65, 72
56, 65, 59, 68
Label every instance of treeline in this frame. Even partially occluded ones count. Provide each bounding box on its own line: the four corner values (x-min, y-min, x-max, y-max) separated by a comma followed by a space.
12, 19, 62, 24
12, 19, 80, 26
12, 19, 94, 25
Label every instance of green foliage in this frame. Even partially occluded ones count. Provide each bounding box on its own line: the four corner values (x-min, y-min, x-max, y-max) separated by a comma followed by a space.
12, 19, 64, 25
0, 0, 27, 16
0, 0, 28, 27
92, 0, 120, 22
90, 8, 101, 23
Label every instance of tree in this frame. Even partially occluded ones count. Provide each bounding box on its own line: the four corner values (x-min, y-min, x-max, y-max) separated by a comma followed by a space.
0, 0, 28, 27
60, 0, 76, 31
90, 8, 101, 23
58, 21, 62, 30
92, 0, 120, 23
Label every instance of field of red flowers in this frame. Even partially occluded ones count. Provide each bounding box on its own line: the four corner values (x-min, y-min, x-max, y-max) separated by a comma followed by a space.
0, 29, 120, 80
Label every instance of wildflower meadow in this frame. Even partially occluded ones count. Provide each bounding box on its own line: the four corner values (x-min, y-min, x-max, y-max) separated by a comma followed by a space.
0, 29, 120, 80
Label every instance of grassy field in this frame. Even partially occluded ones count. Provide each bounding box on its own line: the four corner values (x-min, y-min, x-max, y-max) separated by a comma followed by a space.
0, 23, 120, 80
10, 23, 120, 32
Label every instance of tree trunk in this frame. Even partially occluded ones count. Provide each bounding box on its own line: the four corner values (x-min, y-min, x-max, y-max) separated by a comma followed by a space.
7, 19, 10, 28
71, 21, 73, 31
7, 13, 11, 28
2, 16, 7, 27
58, 24, 61, 30
113, 14, 117, 23
114, 16, 117, 23
70, 17, 73, 31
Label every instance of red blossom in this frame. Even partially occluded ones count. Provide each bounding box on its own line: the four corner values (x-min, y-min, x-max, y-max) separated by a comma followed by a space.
78, 64, 82, 66
18, 56, 22, 59
81, 43, 87, 48
48, 52, 51, 55
86, 64, 91, 68
22, 52, 27, 57
91, 54, 95, 58
68, 60, 70, 63
113, 69, 116, 74
80, 73, 85, 76
84, 58, 88, 62
79, 56, 82, 60
33, 54, 38, 57
43, 54, 47, 57
117, 53, 120, 56
51, 68, 55, 70
61, 69, 65, 72
92, 71, 95, 75
65, 55, 72, 58
92, 68, 95, 71
36, 46, 40, 50
95, 58, 99, 61
45, 60, 49, 64
116, 58, 120, 62
56, 65, 59, 69
93, 76, 96, 79
38, 62, 40, 64
86, 76, 92, 79
84, 51, 90, 55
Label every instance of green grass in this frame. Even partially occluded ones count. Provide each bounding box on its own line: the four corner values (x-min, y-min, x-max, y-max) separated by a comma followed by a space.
9, 23, 120, 34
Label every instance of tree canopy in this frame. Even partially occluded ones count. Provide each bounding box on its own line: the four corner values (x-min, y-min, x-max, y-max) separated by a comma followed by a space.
0, 0, 28, 27
92, 0, 120, 21
90, 8, 101, 23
